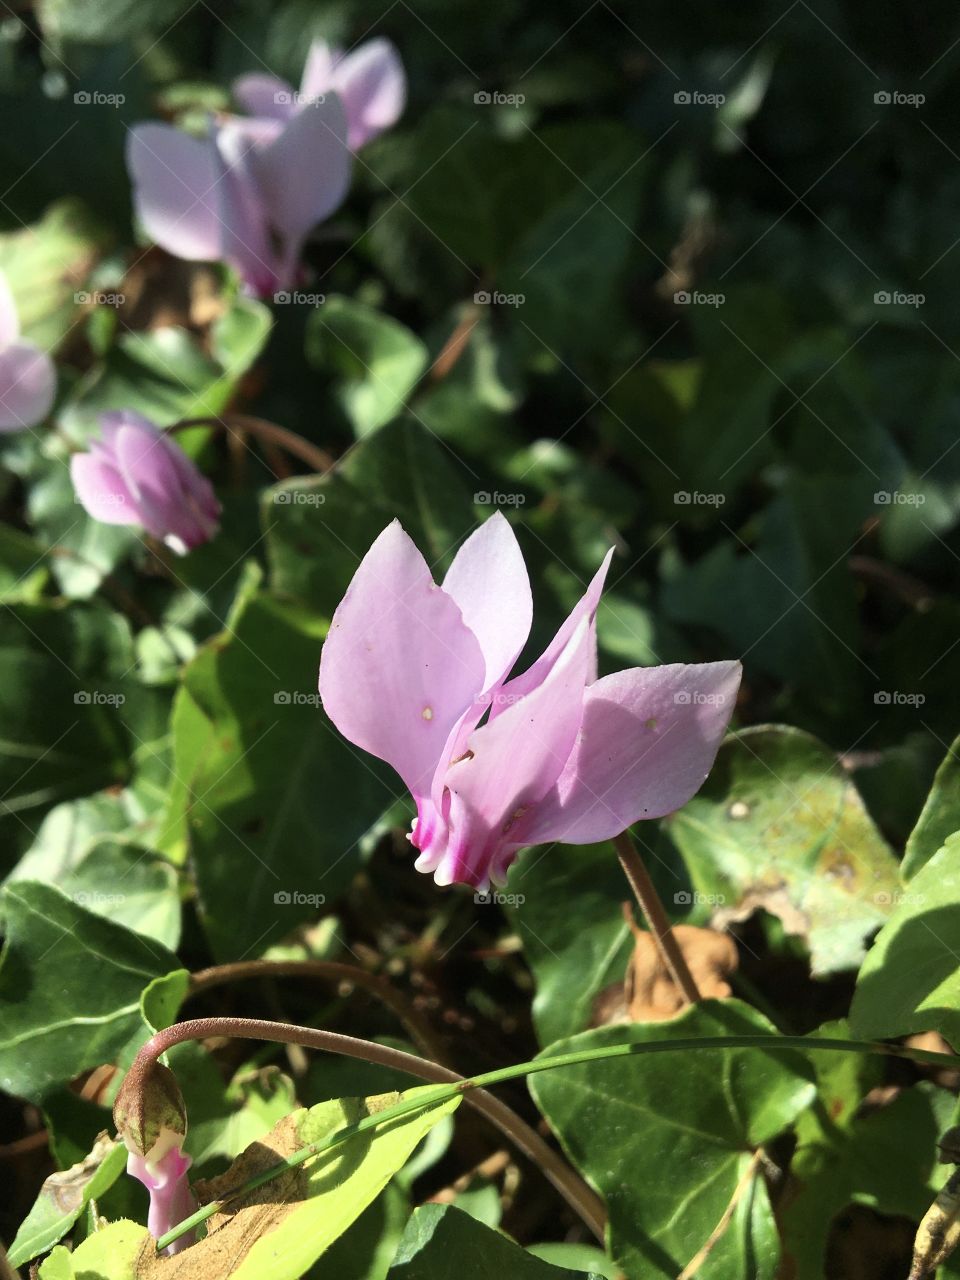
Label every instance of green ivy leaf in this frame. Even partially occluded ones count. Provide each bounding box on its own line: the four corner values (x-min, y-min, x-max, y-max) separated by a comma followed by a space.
0, 603, 134, 864
163, 590, 393, 959
902, 733, 960, 880
8, 1134, 127, 1268
666, 726, 900, 975
529, 1000, 816, 1280
305, 295, 428, 437
849, 832, 960, 1045
38, 1218, 146, 1280
8, 837, 181, 948
156, 1087, 461, 1279
0, 199, 107, 351
389, 1203, 602, 1278
779, 1022, 954, 1276
507, 840, 632, 1046
0, 881, 179, 1101
262, 417, 476, 615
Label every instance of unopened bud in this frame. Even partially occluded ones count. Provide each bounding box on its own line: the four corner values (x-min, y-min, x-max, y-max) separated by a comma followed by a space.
114, 1061, 187, 1160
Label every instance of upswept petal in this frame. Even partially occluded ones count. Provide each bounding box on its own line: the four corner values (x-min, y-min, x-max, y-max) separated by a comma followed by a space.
232, 72, 295, 120
330, 38, 406, 149
430, 616, 594, 887
319, 521, 486, 798
491, 547, 614, 718
442, 513, 532, 694
516, 659, 742, 846
299, 40, 338, 104
126, 124, 224, 263
250, 94, 352, 251
213, 119, 282, 295
0, 341, 56, 432
69, 453, 139, 526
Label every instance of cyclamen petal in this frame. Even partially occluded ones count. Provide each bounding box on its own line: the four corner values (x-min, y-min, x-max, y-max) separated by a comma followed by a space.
319, 521, 741, 889
318, 520, 486, 800
232, 72, 294, 120
0, 341, 56, 433
428, 618, 594, 889
0, 270, 56, 433
441, 513, 533, 696
125, 125, 225, 265
322, 39, 407, 150
127, 1140, 197, 1255
71, 411, 220, 554
514, 660, 742, 847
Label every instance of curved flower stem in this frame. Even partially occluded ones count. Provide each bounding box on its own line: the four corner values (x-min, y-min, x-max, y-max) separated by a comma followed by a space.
127, 1016, 607, 1243
169, 414, 334, 474
613, 831, 701, 1004
155, 1029, 960, 1253
188, 961, 448, 1065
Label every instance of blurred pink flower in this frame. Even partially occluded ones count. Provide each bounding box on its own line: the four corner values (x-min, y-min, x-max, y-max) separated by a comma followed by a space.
0, 270, 56, 432
127, 1134, 196, 1255
70, 410, 220, 554
319, 516, 741, 890
234, 37, 406, 151
126, 38, 404, 295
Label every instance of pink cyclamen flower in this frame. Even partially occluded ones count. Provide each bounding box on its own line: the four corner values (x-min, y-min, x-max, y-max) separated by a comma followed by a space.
233, 37, 406, 151
0, 270, 56, 432
70, 410, 220, 554
127, 1132, 197, 1255
125, 38, 404, 296
319, 515, 741, 890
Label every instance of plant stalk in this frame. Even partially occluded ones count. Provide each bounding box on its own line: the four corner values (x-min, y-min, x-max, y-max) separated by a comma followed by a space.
169, 414, 334, 473
127, 1016, 606, 1243
613, 830, 701, 1004
155, 1029, 960, 1252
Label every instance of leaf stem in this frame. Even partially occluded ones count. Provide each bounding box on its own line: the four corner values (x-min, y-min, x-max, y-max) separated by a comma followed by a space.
612, 830, 701, 1004
155, 1028, 960, 1252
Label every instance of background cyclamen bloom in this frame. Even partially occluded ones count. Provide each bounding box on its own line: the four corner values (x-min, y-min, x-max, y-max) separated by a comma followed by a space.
233, 38, 406, 151
319, 516, 741, 890
70, 410, 220, 555
126, 38, 404, 296
0, 270, 56, 433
